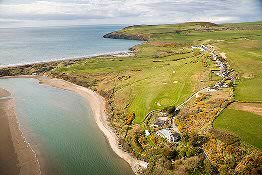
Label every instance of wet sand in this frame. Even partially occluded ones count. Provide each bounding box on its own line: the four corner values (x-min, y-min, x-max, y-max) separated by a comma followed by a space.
0, 88, 11, 97
0, 89, 19, 175
0, 88, 40, 175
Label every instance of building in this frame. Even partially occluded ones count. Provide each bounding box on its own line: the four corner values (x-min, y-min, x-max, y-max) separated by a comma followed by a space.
151, 116, 169, 128
145, 130, 150, 136
201, 45, 209, 51
156, 129, 181, 142
172, 132, 181, 142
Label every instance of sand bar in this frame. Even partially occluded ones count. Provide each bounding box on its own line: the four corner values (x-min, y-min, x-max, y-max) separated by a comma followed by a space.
0, 87, 41, 175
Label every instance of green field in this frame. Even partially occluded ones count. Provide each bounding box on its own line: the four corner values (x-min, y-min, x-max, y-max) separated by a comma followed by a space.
55, 43, 208, 123
214, 108, 262, 149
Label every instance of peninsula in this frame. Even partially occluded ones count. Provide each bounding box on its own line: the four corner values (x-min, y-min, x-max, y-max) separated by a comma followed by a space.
0, 21, 261, 175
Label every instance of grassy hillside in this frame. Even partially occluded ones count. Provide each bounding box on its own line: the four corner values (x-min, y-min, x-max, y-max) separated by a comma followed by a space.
56, 21, 262, 121
55, 38, 210, 123
107, 22, 262, 43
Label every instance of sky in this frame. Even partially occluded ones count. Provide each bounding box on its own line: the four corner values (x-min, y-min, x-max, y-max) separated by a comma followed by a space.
0, 0, 261, 28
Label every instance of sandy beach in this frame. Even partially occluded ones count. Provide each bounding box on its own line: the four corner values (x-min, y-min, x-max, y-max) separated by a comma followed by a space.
0, 88, 40, 175
37, 76, 148, 174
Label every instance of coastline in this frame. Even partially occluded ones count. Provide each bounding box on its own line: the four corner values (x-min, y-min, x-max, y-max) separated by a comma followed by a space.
0, 88, 41, 175
1, 21, 261, 175
0, 44, 140, 174
0, 31, 145, 174
37, 76, 148, 174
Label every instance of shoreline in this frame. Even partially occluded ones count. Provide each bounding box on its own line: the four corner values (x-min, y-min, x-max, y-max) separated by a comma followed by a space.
0, 76, 148, 175
0, 51, 135, 69
37, 76, 148, 174
0, 88, 41, 175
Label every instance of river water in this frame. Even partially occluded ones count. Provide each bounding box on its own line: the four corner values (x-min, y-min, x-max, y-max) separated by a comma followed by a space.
0, 78, 134, 175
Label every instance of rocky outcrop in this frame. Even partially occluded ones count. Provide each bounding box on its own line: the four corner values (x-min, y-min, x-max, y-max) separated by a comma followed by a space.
103, 32, 149, 41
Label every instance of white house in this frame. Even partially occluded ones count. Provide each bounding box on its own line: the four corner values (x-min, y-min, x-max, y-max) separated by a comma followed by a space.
145, 130, 150, 136
156, 129, 181, 142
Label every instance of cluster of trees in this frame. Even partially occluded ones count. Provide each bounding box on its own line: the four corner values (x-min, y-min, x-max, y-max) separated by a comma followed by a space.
204, 136, 262, 174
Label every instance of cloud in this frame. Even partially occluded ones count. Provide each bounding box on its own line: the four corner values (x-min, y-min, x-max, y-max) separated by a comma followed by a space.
0, 0, 261, 27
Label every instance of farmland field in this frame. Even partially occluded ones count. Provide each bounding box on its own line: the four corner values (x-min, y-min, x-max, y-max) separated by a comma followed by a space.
214, 108, 262, 149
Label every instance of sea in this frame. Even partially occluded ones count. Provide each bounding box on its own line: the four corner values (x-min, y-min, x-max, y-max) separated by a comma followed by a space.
0, 25, 141, 66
